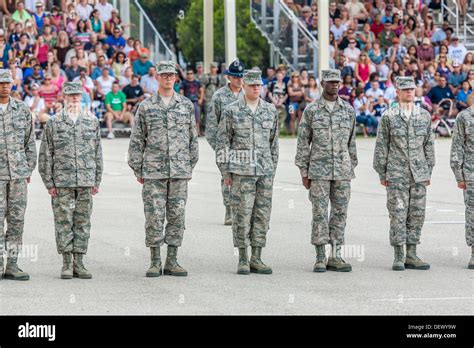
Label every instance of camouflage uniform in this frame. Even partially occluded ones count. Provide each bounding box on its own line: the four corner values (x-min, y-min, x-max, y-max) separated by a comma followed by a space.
128, 91, 199, 247
38, 87, 103, 255
206, 84, 244, 208
295, 69, 357, 273
374, 76, 434, 270
295, 96, 358, 245
216, 69, 278, 275
0, 70, 37, 280
450, 105, 474, 267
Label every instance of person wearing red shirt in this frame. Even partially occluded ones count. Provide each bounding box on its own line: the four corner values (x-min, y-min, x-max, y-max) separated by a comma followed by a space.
370, 13, 384, 38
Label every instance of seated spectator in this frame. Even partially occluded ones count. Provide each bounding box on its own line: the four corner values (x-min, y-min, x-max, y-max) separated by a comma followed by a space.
43, 25, 57, 49
104, 81, 134, 139
122, 74, 145, 112
104, 27, 125, 58
24, 82, 48, 125
358, 22, 375, 51
128, 39, 149, 63
448, 62, 467, 92
73, 67, 94, 92
0, 30, 12, 69
455, 80, 472, 111
354, 53, 372, 86
123, 37, 135, 56
370, 13, 384, 38
353, 87, 378, 136
95, 0, 115, 23
75, 0, 93, 21
75, 47, 90, 73
345, 0, 368, 26
140, 66, 159, 96
387, 37, 407, 67
13, 33, 33, 65
378, 21, 395, 50
366, 81, 384, 101
448, 36, 467, 65
75, 19, 92, 45
89, 9, 107, 40
118, 66, 133, 87
8, 23, 23, 46
462, 52, 474, 73
95, 67, 114, 100
91, 55, 114, 80
436, 53, 453, 79
329, 1, 340, 21
370, 95, 387, 120
112, 51, 129, 77
343, 38, 361, 70
400, 26, 418, 49
468, 70, 474, 90
54, 31, 70, 67
300, 6, 312, 30
50, 61, 66, 90
39, 73, 60, 111
64, 40, 88, 67
133, 53, 153, 76
427, 75, 454, 106
338, 74, 354, 103
12, 2, 33, 25
24, 64, 44, 93
34, 35, 48, 68
330, 17, 347, 42
65, 56, 81, 81
414, 86, 433, 112
33, 1, 46, 35
304, 75, 320, 104
417, 38, 435, 70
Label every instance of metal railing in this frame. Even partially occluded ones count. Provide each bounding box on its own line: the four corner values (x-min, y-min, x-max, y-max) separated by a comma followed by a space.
441, 0, 459, 37
441, 0, 474, 47
114, 0, 176, 62
250, 0, 319, 74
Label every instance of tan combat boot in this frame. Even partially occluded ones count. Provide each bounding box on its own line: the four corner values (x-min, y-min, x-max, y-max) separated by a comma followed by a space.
249, 246, 272, 274
146, 247, 162, 277
4, 251, 29, 281
61, 252, 73, 279
392, 245, 405, 271
313, 244, 327, 272
164, 246, 188, 276
237, 247, 250, 275
405, 244, 430, 270
73, 253, 92, 279
327, 243, 352, 272
468, 246, 474, 269
224, 205, 232, 226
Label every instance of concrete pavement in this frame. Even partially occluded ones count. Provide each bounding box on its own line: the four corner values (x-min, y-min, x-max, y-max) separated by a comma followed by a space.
0, 137, 473, 315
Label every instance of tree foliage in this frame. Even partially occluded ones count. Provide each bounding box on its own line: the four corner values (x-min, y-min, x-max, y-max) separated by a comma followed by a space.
176, 0, 270, 69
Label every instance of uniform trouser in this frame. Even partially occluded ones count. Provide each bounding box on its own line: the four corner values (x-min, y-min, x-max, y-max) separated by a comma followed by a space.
143, 179, 188, 248
220, 176, 232, 207
231, 174, 273, 248
309, 180, 351, 246
52, 187, 93, 254
386, 181, 427, 246
463, 181, 474, 247
0, 179, 27, 262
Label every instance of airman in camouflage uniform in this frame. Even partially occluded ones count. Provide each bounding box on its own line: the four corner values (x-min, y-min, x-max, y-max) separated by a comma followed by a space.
39, 82, 103, 279
0, 69, 37, 281
128, 61, 199, 278
295, 69, 358, 273
201, 62, 223, 108
216, 69, 279, 275
206, 59, 245, 225
374, 76, 435, 271
450, 94, 474, 269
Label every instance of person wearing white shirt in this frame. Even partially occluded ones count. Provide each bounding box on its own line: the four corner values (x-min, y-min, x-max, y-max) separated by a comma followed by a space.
330, 17, 347, 42
24, 83, 48, 124
73, 71, 94, 92
366, 81, 384, 100
448, 37, 468, 65
95, 68, 114, 99
75, 0, 93, 21
95, 0, 115, 23
384, 77, 397, 105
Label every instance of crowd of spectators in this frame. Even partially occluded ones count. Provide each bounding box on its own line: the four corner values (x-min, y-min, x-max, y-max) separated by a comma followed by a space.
262, 0, 474, 136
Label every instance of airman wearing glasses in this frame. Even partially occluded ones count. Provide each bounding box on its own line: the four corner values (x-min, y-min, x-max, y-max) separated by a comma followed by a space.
128, 61, 199, 278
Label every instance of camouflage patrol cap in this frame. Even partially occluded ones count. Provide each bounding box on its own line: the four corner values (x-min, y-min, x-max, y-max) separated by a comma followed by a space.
243, 69, 263, 85
321, 69, 342, 82
0, 69, 13, 83
156, 61, 177, 74
196, 61, 204, 68
395, 76, 416, 90
62, 81, 82, 95
210, 62, 218, 68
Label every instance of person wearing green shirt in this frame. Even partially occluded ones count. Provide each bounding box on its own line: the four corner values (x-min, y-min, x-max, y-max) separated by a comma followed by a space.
104, 81, 134, 139
11, 2, 33, 24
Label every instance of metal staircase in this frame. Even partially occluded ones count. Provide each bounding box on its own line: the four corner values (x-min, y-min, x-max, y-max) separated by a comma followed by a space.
114, 0, 176, 62
250, 0, 319, 74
